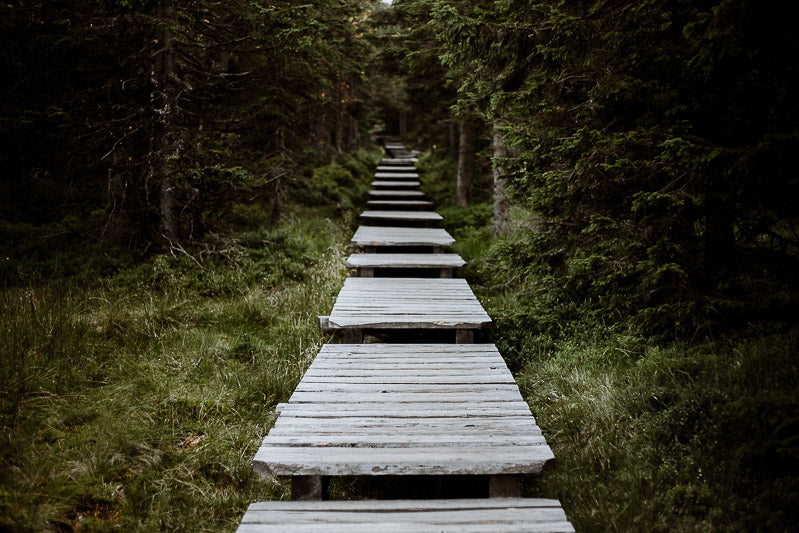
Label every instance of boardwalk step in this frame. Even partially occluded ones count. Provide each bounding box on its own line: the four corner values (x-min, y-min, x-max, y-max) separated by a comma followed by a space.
368, 189, 426, 200
371, 180, 421, 188
351, 226, 455, 248
359, 210, 442, 227
347, 253, 465, 269
254, 344, 552, 481
374, 172, 420, 179
379, 158, 417, 165
238, 498, 575, 533
325, 278, 491, 330
376, 166, 419, 172
366, 200, 434, 210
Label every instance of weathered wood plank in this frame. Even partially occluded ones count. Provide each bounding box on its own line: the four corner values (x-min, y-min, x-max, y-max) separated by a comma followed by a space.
374, 172, 420, 179
238, 498, 574, 533
325, 278, 491, 330
368, 189, 426, 198
376, 166, 418, 172
254, 343, 553, 482
379, 158, 417, 165
359, 211, 443, 223
261, 435, 547, 447
253, 446, 554, 476
371, 180, 422, 188
318, 343, 500, 354
274, 403, 534, 417
351, 227, 455, 248
366, 200, 434, 210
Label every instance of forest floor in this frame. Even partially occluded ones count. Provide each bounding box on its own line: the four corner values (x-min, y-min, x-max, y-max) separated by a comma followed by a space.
2, 152, 798, 531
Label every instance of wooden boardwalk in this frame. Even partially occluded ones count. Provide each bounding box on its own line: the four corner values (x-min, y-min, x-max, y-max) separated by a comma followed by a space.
376, 165, 419, 172
351, 226, 455, 251
238, 499, 574, 533
374, 171, 420, 179
369, 189, 426, 199
371, 180, 422, 189
240, 145, 573, 531
367, 199, 434, 210
319, 278, 491, 343
254, 344, 552, 480
359, 210, 442, 227
347, 253, 465, 278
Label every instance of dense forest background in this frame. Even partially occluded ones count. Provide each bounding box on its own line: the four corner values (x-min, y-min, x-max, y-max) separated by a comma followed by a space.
2, 0, 798, 531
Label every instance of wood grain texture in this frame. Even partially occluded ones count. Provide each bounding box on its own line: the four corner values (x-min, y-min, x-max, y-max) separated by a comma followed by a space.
374, 172, 420, 179
253, 344, 553, 478
366, 200, 434, 210
379, 158, 417, 165
237, 498, 575, 532
351, 227, 454, 248
371, 180, 422, 188
369, 190, 426, 198
359, 211, 443, 223
325, 278, 490, 329
376, 166, 419, 172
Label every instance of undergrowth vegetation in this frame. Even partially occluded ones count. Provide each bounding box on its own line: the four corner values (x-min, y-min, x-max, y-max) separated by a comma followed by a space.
441, 199, 799, 531
0, 161, 367, 530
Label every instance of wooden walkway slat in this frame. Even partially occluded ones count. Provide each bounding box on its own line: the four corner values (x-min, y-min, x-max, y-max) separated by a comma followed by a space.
379, 158, 417, 165
369, 189, 426, 198
366, 200, 434, 210
371, 180, 422, 188
323, 278, 490, 330
359, 210, 440, 220
351, 227, 454, 248
347, 253, 465, 269
375, 172, 420, 179
376, 166, 418, 172
253, 344, 553, 479
238, 498, 575, 533
359, 210, 443, 225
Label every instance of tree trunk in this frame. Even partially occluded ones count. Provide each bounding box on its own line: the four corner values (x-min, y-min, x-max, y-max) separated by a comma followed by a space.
153, 3, 180, 245
457, 121, 478, 207
399, 111, 407, 142
449, 119, 458, 163
334, 75, 344, 154
492, 125, 510, 235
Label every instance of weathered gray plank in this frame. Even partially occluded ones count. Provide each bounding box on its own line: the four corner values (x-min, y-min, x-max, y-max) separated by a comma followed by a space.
326, 281, 490, 329
347, 253, 464, 269
351, 227, 454, 248
254, 343, 553, 482
376, 166, 418, 172
369, 189, 426, 198
359, 210, 442, 223
366, 200, 434, 210
238, 498, 574, 533
261, 435, 547, 447
379, 158, 417, 165
318, 343, 500, 354
253, 445, 554, 476
374, 172, 420, 179
371, 180, 422, 188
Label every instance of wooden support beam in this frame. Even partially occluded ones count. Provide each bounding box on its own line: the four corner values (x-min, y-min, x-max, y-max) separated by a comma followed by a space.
290, 476, 328, 501
440, 268, 453, 278
456, 329, 475, 344
341, 329, 363, 343
488, 475, 522, 498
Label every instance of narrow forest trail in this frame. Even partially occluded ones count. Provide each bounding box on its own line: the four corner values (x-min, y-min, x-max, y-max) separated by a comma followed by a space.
237, 143, 575, 531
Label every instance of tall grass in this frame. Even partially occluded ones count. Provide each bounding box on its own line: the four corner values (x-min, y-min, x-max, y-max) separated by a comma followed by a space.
0, 211, 349, 531
441, 202, 799, 531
